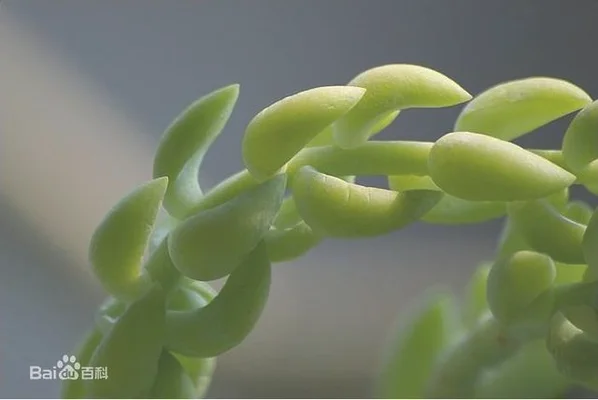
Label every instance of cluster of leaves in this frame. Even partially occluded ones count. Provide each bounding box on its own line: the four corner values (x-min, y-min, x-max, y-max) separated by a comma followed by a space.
61, 63, 598, 399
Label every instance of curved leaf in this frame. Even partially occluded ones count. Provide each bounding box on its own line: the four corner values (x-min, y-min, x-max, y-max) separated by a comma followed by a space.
89, 177, 167, 300
333, 64, 471, 148
242, 86, 366, 180
291, 167, 443, 237
153, 85, 239, 217
165, 242, 271, 358
168, 175, 285, 281
455, 77, 591, 141
562, 101, 598, 179
508, 200, 586, 264
428, 132, 575, 201
487, 251, 556, 324
85, 285, 166, 398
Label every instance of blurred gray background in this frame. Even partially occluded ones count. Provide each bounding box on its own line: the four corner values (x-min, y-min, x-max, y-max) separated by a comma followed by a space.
1, 0, 598, 398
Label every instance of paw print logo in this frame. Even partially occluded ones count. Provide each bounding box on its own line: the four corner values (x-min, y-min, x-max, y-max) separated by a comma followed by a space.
57, 355, 81, 380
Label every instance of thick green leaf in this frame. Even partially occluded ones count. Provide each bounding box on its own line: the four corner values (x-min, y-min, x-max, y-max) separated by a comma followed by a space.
562, 101, 598, 181
333, 64, 471, 148
168, 175, 285, 281
85, 285, 166, 398
242, 86, 365, 180
487, 251, 556, 323
153, 85, 239, 217
429, 132, 576, 201
292, 167, 443, 237
509, 200, 586, 264
455, 77, 591, 141
165, 242, 271, 358
89, 177, 167, 300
